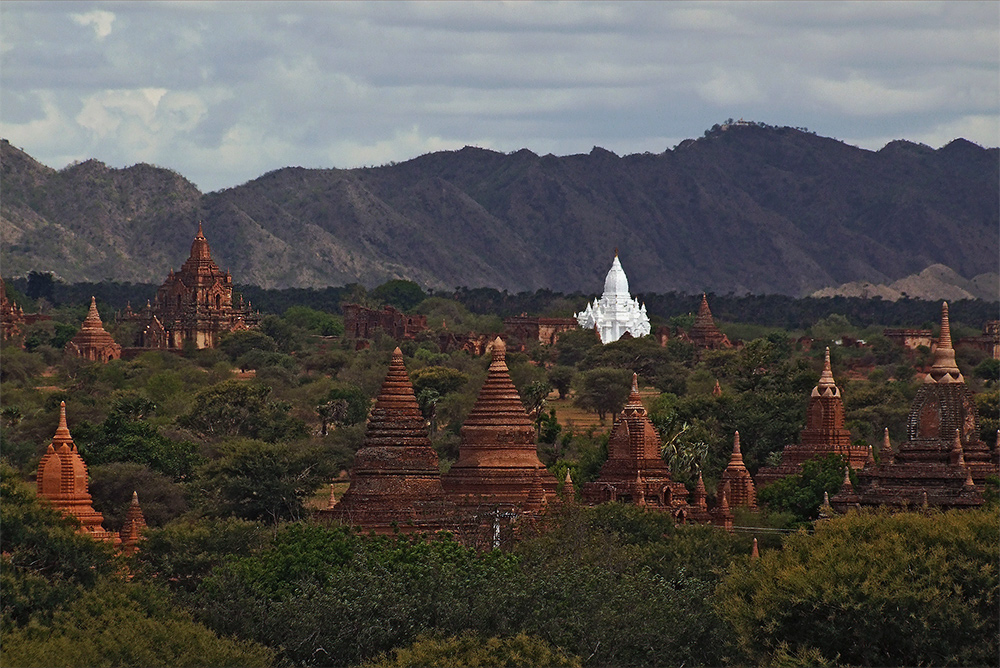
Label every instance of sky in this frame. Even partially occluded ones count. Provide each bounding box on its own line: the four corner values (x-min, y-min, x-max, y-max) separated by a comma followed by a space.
1, 1, 997, 193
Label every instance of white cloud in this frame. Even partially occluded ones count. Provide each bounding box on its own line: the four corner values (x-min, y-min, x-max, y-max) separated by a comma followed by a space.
0, 1, 996, 192
70, 9, 115, 40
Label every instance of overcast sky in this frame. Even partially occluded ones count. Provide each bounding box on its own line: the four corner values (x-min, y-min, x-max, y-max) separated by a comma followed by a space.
2, 1, 997, 193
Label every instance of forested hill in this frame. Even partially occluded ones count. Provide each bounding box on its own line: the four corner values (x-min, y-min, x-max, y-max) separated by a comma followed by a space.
2, 124, 997, 296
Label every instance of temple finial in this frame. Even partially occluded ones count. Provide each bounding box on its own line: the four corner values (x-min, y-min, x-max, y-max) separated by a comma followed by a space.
926, 302, 963, 383
751, 537, 759, 559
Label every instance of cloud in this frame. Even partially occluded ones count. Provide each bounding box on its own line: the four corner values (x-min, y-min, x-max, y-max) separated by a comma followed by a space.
71, 9, 115, 40
0, 2, 996, 192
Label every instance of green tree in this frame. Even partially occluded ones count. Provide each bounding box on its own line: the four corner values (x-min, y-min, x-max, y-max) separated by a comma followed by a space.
547, 365, 575, 400
573, 367, 632, 422
194, 438, 330, 523
756, 454, 847, 521
411, 366, 469, 398
75, 395, 201, 480
366, 632, 581, 667
715, 508, 999, 667
178, 380, 307, 443
371, 280, 427, 312
1, 582, 275, 668
89, 462, 188, 529
218, 329, 277, 362
283, 305, 344, 336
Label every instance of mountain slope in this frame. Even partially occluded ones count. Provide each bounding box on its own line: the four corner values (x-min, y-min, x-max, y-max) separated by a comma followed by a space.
1, 125, 997, 295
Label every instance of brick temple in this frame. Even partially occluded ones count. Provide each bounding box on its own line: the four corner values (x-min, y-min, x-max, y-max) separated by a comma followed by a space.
832, 303, 998, 511
756, 348, 869, 487
582, 373, 730, 526
120, 223, 258, 349
441, 338, 559, 516
0, 278, 25, 341
36, 402, 119, 544
343, 303, 427, 341
685, 294, 732, 350
717, 431, 757, 509
503, 315, 578, 350
65, 297, 122, 363
321, 347, 456, 533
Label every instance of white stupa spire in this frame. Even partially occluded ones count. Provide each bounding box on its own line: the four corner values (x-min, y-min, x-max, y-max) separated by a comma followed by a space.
575, 252, 651, 343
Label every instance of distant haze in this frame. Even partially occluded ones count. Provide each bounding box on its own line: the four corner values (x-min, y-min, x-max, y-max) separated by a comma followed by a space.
1, 1, 997, 192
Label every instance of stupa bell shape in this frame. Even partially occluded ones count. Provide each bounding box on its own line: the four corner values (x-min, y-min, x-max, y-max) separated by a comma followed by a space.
442, 338, 558, 513
575, 252, 650, 343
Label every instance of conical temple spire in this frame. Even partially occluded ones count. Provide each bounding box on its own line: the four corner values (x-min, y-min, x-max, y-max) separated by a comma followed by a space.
712, 379, 722, 397
926, 302, 964, 383
362, 347, 431, 448
83, 296, 103, 328
751, 537, 759, 559
730, 431, 744, 465
812, 347, 841, 397
841, 466, 853, 492
699, 293, 711, 318
53, 401, 73, 446
624, 372, 644, 408
949, 429, 966, 467
881, 427, 893, 462
188, 221, 213, 262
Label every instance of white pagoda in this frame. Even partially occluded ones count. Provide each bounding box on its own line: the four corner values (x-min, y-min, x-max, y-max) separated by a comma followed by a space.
575, 252, 650, 343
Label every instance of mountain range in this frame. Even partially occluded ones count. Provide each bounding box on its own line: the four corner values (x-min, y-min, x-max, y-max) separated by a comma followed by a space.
2, 123, 997, 297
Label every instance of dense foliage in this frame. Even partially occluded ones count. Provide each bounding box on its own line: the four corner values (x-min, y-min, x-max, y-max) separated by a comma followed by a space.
2, 284, 996, 667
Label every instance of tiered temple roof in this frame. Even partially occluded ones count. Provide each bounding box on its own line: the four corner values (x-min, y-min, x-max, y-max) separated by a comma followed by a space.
119, 491, 147, 554
575, 252, 650, 343
323, 348, 455, 533
36, 402, 118, 544
756, 348, 869, 486
123, 223, 258, 350
1, 277, 25, 341
832, 303, 997, 511
580, 374, 732, 526
441, 338, 558, 515
582, 374, 691, 513
718, 431, 757, 509
66, 297, 122, 363
686, 294, 732, 350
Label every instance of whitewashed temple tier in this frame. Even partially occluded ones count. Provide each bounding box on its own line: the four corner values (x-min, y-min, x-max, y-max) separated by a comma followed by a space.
575, 253, 650, 343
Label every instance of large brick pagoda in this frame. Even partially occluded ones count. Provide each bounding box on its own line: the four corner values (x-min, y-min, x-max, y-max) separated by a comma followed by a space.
441, 338, 558, 516
322, 347, 456, 533
832, 303, 997, 511
756, 348, 869, 487
122, 223, 258, 349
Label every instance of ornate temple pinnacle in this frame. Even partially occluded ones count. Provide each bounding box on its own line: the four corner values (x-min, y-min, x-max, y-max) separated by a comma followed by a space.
926, 302, 963, 384
812, 347, 840, 397
54, 400, 73, 444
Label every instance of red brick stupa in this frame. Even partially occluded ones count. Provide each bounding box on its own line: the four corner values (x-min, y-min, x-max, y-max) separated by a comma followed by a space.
582, 374, 691, 515
756, 348, 869, 486
36, 402, 118, 544
833, 303, 996, 510
323, 348, 455, 533
66, 297, 122, 362
442, 338, 558, 515
717, 431, 757, 509
119, 491, 147, 554
686, 294, 732, 350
